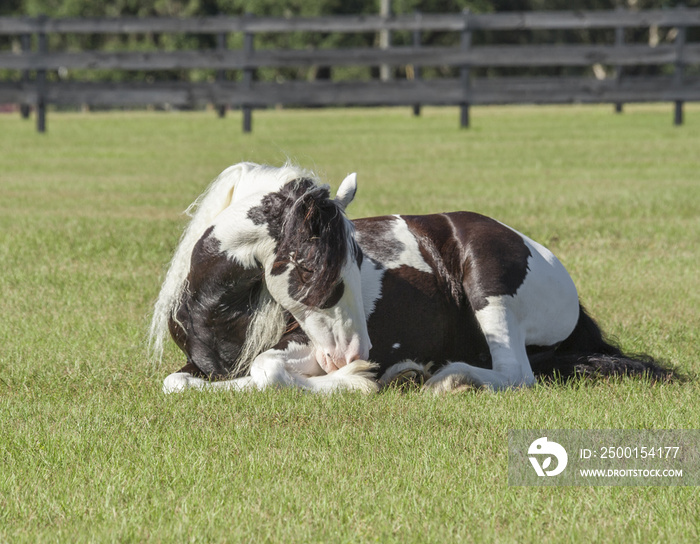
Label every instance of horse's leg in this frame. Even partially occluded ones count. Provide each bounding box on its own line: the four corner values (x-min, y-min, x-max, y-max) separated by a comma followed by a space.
162, 372, 255, 393
160, 350, 313, 393
163, 346, 378, 394
424, 297, 534, 392
249, 344, 378, 394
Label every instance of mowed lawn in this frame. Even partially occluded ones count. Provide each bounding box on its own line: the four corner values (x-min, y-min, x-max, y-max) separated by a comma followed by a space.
1, 104, 698, 543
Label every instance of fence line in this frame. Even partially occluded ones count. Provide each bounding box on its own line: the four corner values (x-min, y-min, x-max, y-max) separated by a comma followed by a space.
0, 8, 698, 132
2, 10, 700, 34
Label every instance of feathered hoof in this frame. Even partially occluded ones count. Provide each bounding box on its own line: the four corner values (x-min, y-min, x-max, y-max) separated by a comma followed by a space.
328, 360, 380, 394
378, 360, 433, 391
422, 371, 478, 395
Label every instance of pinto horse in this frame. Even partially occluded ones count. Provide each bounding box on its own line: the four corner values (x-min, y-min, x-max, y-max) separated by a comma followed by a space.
150, 162, 669, 393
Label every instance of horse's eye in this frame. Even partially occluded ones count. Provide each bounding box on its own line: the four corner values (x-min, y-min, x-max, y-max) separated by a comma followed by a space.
320, 281, 345, 310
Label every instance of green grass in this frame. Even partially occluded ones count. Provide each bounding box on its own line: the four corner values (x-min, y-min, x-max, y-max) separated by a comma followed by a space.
1, 104, 699, 542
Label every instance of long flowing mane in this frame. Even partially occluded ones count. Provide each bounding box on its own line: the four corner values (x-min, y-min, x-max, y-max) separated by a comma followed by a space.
149, 162, 319, 362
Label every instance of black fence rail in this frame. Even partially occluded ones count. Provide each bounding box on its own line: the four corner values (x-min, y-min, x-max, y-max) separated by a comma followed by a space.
1, 7, 698, 132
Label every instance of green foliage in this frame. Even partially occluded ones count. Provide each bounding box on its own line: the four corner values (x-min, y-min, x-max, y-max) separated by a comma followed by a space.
12, 0, 700, 18
3, 1, 700, 84
0, 104, 699, 541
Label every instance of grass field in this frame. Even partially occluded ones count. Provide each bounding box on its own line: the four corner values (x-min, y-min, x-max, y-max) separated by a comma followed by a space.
1, 104, 699, 542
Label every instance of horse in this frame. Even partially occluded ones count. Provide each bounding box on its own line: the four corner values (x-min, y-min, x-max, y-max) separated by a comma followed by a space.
150, 162, 670, 394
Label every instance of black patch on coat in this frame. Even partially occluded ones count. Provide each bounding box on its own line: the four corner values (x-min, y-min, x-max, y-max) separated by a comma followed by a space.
270, 324, 311, 352
168, 227, 264, 379
353, 215, 489, 371
400, 214, 468, 308
247, 178, 354, 308
320, 281, 345, 310
445, 212, 531, 311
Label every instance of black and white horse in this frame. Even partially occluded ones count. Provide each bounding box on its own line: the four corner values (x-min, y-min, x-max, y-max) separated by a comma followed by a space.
150, 162, 668, 393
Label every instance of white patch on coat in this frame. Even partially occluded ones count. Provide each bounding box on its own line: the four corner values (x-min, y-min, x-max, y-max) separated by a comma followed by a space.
360, 257, 385, 318
491, 220, 579, 345
488, 234, 579, 347
265, 341, 325, 377
429, 232, 579, 391
211, 199, 277, 268
385, 215, 432, 273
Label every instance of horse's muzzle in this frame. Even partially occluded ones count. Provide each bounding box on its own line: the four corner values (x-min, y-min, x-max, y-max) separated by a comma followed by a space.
315, 338, 371, 374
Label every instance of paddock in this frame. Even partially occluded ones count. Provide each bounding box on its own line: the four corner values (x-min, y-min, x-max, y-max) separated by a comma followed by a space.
0, 105, 698, 542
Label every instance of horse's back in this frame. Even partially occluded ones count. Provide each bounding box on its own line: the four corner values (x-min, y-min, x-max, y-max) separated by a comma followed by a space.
355, 210, 541, 311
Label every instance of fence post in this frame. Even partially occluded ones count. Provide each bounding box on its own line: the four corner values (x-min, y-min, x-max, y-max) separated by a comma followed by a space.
36, 16, 48, 133
673, 5, 686, 126
614, 5, 624, 114
460, 8, 472, 129
412, 11, 422, 117
379, 0, 392, 82
20, 33, 31, 119
242, 13, 254, 133
216, 31, 227, 118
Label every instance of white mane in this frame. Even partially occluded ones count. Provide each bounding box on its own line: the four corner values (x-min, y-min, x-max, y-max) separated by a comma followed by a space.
149, 161, 317, 362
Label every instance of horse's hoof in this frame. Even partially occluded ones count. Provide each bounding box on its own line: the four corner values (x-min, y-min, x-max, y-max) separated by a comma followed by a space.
379, 360, 432, 390
422, 372, 476, 395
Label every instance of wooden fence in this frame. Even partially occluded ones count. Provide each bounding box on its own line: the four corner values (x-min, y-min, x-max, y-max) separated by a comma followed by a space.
1, 7, 699, 132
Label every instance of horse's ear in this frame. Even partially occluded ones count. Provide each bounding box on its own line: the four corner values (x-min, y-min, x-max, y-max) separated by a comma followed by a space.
335, 173, 357, 211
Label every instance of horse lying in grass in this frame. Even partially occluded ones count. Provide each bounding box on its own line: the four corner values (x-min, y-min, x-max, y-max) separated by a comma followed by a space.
150, 162, 670, 393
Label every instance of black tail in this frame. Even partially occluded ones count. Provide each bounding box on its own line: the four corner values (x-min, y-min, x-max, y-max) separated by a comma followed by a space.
529, 305, 675, 382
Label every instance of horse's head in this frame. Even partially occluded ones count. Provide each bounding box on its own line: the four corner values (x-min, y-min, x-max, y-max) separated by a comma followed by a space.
165, 226, 292, 379
247, 173, 371, 373
150, 161, 295, 365
153, 162, 370, 376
